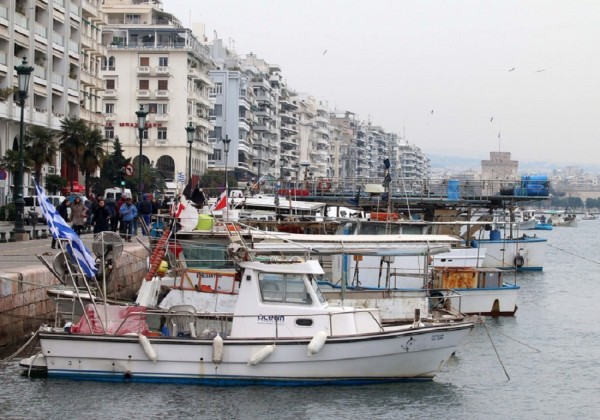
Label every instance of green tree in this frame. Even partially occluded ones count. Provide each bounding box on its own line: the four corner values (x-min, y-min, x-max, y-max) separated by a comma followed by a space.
45, 174, 67, 194
100, 136, 130, 189
80, 127, 106, 197
58, 117, 87, 191
25, 125, 58, 183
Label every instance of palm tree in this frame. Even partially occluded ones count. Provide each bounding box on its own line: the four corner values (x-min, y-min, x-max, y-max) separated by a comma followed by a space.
58, 117, 87, 192
25, 125, 58, 183
80, 127, 106, 197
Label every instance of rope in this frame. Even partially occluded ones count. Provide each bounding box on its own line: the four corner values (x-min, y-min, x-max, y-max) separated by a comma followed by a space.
483, 321, 510, 381
548, 243, 600, 265
485, 324, 541, 352
0, 330, 39, 363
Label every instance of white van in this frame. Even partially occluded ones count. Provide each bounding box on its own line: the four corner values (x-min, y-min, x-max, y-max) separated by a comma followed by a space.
104, 188, 132, 201
23, 195, 66, 223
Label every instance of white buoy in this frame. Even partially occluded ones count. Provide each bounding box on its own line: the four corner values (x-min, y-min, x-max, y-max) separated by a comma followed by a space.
138, 334, 157, 363
247, 344, 276, 366
212, 334, 224, 364
307, 330, 328, 356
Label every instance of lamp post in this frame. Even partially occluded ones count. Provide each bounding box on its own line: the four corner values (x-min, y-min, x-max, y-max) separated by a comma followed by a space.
185, 122, 196, 188
135, 105, 148, 196
12, 57, 33, 240
300, 161, 310, 191
276, 159, 285, 220
221, 135, 231, 196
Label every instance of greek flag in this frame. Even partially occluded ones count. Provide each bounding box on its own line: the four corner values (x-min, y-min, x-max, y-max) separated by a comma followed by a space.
34, 182, 98, 278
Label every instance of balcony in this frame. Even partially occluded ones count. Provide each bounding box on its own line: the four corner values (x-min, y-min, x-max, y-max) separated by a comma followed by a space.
136, 90, 150, 98
154, 113, 169, 122
155, 90, 169, 98
104, 89, 117, 98
104, 113, 116, 121
137, 66, 151, 74
155, 66, 169, 75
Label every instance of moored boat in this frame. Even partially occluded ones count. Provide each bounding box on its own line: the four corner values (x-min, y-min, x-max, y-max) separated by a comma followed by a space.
21, 260, 473, 384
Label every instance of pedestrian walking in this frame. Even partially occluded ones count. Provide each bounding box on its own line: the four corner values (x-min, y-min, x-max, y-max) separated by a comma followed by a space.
92, 198, 111, 234
119, 197, 138, 242
51, 199, 70, 249
137, 194, 153, 235
70, 196, 87, 236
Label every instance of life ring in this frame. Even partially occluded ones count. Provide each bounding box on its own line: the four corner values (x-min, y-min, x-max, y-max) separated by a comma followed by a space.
514, 254, 525, 268
317, 180, 331, 192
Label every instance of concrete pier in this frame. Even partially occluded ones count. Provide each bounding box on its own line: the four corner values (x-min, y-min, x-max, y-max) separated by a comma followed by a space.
0, 223, 149, 347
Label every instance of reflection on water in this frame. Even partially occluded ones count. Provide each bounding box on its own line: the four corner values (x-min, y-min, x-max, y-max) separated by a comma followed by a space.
2, 222, 600, 419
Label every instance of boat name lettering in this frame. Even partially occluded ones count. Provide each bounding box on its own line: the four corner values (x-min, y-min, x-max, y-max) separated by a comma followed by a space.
257, 315, 285, 323
431, 334, 444, 341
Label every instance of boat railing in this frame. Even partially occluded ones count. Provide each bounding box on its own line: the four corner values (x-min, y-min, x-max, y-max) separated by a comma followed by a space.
82, 307, 390, 339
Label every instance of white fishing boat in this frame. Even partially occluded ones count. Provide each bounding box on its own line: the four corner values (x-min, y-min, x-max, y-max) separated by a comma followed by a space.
21, 259, 473, 384
582, 212, 597, 221
470, 230, 546, 271
428, 266, 519, 316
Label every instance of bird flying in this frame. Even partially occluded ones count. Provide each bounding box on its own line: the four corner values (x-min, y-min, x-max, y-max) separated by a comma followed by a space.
508, 67, 516, 72
535, 69, 546, 72
322, 49, 327, 55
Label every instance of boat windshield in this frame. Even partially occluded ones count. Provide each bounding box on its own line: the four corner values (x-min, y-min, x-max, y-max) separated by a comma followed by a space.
258, 273, 313, 305
308, 275, 326, 304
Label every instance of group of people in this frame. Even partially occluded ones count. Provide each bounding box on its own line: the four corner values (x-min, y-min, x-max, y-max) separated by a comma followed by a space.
51, 193, 159, 247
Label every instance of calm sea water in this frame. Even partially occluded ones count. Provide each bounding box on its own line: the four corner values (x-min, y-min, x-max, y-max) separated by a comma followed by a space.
1, 222, 599, 419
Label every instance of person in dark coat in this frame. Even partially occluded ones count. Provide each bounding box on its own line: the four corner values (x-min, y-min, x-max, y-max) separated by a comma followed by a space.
51, 199, 70, 249
92, 198, 111, 234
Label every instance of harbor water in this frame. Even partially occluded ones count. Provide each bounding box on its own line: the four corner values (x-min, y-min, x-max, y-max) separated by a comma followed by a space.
1, 221, 599, 419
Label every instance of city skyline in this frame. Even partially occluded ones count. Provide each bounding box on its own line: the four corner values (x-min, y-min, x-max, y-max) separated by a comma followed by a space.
166, 0, 600, 166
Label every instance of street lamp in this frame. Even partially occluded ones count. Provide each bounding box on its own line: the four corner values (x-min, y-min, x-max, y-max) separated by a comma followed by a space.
135, 105, 148, 196
276, 159, 285, 220
300, 161, 310, 190
185, 122, 196, 188
221, 135, 231, 195
12, 57, 33, 241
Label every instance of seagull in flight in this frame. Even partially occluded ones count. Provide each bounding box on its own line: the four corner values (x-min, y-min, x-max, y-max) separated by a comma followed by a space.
535, 69, 546, 72
322, 49, 327, 55
490, 117, 494, 122
430, 109, 434, 114
508, 67, 516, 72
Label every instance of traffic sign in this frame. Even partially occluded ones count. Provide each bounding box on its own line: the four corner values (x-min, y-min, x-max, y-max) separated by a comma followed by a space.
124, 163, 134, 176
177, 172, 185, 183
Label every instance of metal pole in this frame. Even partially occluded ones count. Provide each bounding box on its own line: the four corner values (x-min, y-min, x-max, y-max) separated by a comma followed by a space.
138, 126, 143, 195
188, 141, 192, 186
13, 97, 26, 235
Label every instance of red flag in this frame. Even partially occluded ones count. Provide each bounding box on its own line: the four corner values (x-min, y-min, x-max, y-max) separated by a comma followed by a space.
211, 190, 228, 211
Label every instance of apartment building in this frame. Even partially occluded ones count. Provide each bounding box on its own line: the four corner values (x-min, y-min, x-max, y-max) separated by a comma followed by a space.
101, 0, 214, 187
0, 0, 105, 204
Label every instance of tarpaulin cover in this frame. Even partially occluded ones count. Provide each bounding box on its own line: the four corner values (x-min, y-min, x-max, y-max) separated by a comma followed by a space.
71, 304, 149, 335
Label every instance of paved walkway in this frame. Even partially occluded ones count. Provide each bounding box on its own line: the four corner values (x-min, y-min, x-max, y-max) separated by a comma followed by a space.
0, 221, 149, 271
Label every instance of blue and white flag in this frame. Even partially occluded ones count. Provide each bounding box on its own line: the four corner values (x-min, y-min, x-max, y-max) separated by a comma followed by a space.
34, 182, 98, 278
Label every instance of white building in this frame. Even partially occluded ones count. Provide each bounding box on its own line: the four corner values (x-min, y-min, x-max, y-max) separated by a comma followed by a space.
0, 0, 106, 204
100, 0, 214, 188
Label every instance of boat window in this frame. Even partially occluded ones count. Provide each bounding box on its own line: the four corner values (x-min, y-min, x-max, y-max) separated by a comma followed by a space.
308, 275, 326, 304
295, 318, 313, 327
258, 273, 312, 304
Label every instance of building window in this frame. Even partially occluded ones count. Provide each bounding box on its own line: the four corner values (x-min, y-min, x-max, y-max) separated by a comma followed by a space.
212, 82, 223, 94
159, 57, 168, 66
105, 127, 114, 139
140, 129, 148, 140
126, 14, 140, 24
157, 128, 168, 140
157, 103, 168, 114
158, 79, 168, 90
105, 103, 114, 114
102, 56, 116, 71
214, 104, 222, 116
106, 79, 115, 90
209, 149, 222, 161
139, 80, 149, 90
139, 56, 150, 66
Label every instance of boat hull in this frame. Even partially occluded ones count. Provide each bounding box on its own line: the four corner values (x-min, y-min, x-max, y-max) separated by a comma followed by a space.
35, 323, 472, 385
441, 285, 519, 316
473, 237, 546, 271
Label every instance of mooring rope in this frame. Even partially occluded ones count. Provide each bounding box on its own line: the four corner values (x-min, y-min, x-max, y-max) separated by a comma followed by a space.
0, 330, 39, 363
547, 243, 600, 265
483, 321, 510, 381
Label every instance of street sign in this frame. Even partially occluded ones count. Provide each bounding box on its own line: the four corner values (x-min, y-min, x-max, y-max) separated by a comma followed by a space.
177, 172, 185, 183
124, 163, 134, 176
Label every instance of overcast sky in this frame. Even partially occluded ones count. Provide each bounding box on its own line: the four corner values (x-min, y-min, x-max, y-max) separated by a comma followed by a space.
165, 0, 600, 166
